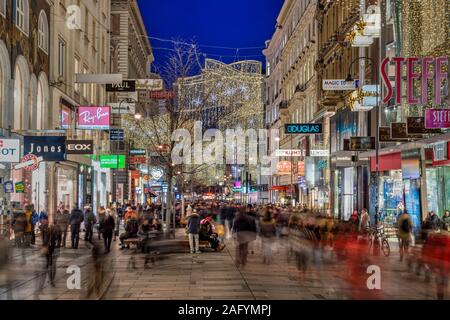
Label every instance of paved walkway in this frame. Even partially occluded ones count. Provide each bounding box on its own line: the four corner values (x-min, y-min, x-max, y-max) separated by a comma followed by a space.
0, 230, 447, 300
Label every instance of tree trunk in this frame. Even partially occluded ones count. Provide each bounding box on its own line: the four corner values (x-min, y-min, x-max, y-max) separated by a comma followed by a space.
165, 175, 173, 235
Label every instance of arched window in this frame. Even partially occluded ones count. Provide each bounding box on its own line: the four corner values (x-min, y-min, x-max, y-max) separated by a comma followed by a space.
0, 0, 6, 17
38, 11, 49, 53
15, 0, 29, 35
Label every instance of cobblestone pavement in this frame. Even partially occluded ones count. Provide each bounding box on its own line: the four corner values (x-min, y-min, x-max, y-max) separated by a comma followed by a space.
0, 230, 447, 300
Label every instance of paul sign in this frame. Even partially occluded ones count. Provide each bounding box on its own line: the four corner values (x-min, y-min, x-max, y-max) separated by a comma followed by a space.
66, 140, 94, 155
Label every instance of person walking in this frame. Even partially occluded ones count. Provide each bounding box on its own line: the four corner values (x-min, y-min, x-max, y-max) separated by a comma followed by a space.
69, 206, 84, 249
12, 209, 26, 248
100, 210, 115, 254
260, 210, 276, 264
186, 209, 201, 254
83, 207, 96, 243
55, 209, 70, 247
37, 225, 59, 290
397, 210, 413, 261
97, 206, 106, 240
30, 205, 39, 245
24, 206, 33, 247
359, 209, 370, 234
232, 208, 257, 268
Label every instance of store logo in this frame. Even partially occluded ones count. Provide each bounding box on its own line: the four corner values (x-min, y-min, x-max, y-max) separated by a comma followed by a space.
66, 140, 94, 155
24, 136, 66, 161
284, 124, 322, 134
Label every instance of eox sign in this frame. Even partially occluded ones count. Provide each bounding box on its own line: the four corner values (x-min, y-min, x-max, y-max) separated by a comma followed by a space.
285, 123, 323, 134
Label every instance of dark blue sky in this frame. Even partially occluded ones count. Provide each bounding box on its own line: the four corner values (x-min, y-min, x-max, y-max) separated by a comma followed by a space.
137, 0, 284, 73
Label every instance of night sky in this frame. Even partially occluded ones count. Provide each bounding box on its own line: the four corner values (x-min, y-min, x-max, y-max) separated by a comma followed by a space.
137, 0, 284, 73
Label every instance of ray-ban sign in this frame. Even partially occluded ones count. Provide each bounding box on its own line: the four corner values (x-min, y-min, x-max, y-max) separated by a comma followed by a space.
285, 124, 322, 134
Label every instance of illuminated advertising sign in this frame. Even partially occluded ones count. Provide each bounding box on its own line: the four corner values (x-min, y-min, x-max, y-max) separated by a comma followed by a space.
100, 155, 126, 169
77, 106, 111, 130
284, 124, 322, 134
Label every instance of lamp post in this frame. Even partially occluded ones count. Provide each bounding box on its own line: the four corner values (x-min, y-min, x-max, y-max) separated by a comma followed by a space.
345, 56, 380, 228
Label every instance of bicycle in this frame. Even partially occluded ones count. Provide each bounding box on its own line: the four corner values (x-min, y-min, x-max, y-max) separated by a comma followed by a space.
367, 226, 390, 257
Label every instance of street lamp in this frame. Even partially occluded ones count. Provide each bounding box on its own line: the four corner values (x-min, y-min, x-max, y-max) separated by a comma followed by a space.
346, 56, 380, 227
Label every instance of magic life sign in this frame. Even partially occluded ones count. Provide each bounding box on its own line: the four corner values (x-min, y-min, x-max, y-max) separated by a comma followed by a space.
24, 136, 66, 161
323, 79, 359, 91
284, 124, 322, 134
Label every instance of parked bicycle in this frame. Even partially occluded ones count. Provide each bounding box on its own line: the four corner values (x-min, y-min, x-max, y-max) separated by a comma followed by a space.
367, 226, 390, 257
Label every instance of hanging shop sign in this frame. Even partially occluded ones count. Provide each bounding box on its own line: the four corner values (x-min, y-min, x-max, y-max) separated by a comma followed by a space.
425, 108, 450, 129
60, 105, 71, 129
379, 127, 395, 142
0, 139, 21, 163
136, 79, 164, 91
323, 79, 359, 91
66, 140, 94, 155
350, 137, 376, 151
14, 182, 25, 193
129, 156, 146, 165
15, 154, 42, 171
390, 122, 408, 140
310, 149, 329, 157
24, 136, 66, 161
148, 90, 175, 100
100, 155, 126, 169
348, 85, 380, 111
106, 80, 136, 92
75, 73, 122, 84
108, 103, 136, 115
3, 181, 14, 193
381, 56, 448, 105
284, 124, 322, 134
277, 161, 292, 175
275, 149, 304, 157
130, 149, 146, 156
407, 117, 441, 134
77, 106, 111, 130
109, 129, 124, 141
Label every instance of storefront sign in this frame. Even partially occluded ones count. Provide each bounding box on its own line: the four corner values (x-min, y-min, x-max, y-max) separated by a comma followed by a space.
75, 73, 122, 84
310, 149, 329, 157
149, 90, 175, 100
348, 85, 379, 111
277, 161, 292, 175
407, 117, 441, 134
350, 137, 375, 151
60, 106, 71, 129
275, 149, 304, 157
381, 56, 448, 105
108, 102, 136, 115
24, 136, 66, 161
14, 182, 25, 193
323, 79, 359, 91
106, 80, 136, 92
3, 181, 14, 193
66, 140, 94, 155
284, 124, 322, 134
0, 139, 21, 163
15, 154, 42, 171
390, 122, 408, 140
109, 129, 124, 141
136, 79, 164, 91
379, 127, 395, 142
130, 170, 141, 179
78, 106, 111, 130
130, 149, 146, 156
425, 108, 450, 129
100, 155, 126, 169
130, 156, 146, 164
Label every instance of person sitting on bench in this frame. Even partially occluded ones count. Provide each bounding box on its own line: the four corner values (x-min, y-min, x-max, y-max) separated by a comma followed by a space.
200, 216, 225, 252
119, 216, 139, 249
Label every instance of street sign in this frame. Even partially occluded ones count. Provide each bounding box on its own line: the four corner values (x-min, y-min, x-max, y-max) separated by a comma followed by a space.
100, 155, 126, 169
106, 80, 136, 92
275, 149, 304, 157
0, 139, 21, 163
110, 129, 124, 141
285, 124, 322, 134
108, 102, 136, 115
350, 137, 376, 151
15, 154, 43, 171
323, 79, 359, 91
136, 79, 164, 91
66, 140, 94, 155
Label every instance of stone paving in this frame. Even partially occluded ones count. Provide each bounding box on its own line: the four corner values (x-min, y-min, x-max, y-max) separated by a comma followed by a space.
0, 230, 448, 300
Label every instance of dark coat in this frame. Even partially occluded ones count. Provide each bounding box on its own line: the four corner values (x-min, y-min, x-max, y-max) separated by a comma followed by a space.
69, 209, 84, 226
233, 213, 257, 243
187, 213, 201, 234
100, 215, 115, 233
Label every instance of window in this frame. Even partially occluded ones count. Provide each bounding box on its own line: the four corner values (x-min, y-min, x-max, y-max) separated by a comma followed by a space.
74, 56, 81, 93
433, 143, 447, 161
0, 0, 6, 17
15, 0, 29, 35
38, 11, 49, 53
57, 38, 66, 77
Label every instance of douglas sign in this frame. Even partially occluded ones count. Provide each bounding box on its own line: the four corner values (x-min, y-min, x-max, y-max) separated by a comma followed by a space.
285, 124, 322, 134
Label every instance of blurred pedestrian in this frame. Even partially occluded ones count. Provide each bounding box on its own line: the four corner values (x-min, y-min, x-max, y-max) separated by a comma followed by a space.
232, 208, 257, 268
30, 205, 39, 245
83, 207, 96, 243
260, 210, 276, 264
55, 209, 70, 247
36, 225, 59, 291
443, 210, 450, 231
187, 209, 201, 254
397, 210, 413, 261
97, 206, 106, 240
69, 205, 84, 249
101, 210, 115, 254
